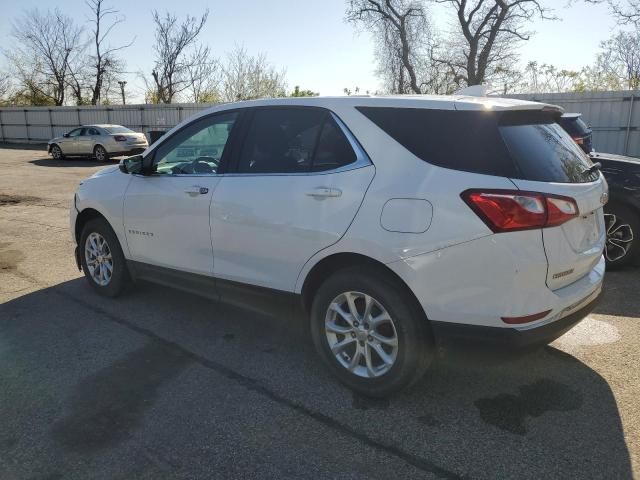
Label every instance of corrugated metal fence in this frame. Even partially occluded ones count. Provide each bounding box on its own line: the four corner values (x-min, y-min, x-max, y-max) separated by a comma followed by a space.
1, 91, 639, 158
509, 90, 640, 158
0, 103, 216, 144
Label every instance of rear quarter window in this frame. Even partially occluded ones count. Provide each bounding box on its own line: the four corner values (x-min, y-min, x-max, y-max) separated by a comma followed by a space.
357, 107, 516, 177
558, 116, 590, 136
357, 106, 598, 183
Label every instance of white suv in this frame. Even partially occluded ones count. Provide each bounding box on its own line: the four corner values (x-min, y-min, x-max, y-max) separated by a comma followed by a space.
70, 96, 607, 396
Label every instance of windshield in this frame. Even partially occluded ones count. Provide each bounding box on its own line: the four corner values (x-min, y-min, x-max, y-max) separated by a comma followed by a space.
103, 126, 135, 134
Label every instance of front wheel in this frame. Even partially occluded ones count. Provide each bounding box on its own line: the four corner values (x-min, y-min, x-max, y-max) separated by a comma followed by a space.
80, 218, 129, 296
94, 145, 109, 162
604, 204, 639, 269
310, 267, 434, 397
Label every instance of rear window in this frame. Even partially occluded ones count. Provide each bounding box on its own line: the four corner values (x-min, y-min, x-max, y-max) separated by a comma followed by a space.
103, 126, 135, 134
558, 116, 590, 136
357, 107, 598, 183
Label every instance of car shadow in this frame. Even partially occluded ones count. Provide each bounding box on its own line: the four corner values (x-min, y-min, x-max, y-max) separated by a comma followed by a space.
29, 157, 118, 168
0, 142, 48, 151
0, 278, 633, 479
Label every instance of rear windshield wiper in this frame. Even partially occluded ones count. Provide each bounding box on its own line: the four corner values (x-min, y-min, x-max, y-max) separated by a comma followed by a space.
583, 162, 601, 175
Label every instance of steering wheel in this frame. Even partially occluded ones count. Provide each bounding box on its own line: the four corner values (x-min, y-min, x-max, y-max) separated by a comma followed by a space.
195, 156, 219, 167
168, 156, 220, 175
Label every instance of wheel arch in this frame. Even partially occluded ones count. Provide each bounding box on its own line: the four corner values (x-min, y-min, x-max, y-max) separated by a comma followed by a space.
300, 252, 426, 320
75, 207, 109, 243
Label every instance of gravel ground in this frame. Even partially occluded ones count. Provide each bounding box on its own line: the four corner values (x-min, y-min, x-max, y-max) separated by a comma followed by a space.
0, 144, 638, 479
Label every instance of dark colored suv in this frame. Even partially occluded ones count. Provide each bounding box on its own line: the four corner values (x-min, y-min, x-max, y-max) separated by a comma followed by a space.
592, 151, 640, 268
558, 113, 593, 154
557, 113, 639, 268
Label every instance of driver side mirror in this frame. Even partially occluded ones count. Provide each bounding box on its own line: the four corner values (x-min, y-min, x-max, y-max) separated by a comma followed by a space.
119, 154, 144, 175
63, 133, 70, 138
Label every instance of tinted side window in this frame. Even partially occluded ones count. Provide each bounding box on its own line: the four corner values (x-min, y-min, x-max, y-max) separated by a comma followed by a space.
311, 118, 356, 172
237, 108, 324, 173
358, 107, 598, 183
68, 128, 83, 137
357, 107, 516, 177
236, 108, 357, 174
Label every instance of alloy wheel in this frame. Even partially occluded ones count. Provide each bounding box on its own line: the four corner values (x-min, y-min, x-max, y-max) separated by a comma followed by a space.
95, 146, 106, 162
324, 291, 398, 378
604, 213, 634, 263
84, 232, 113, 286
52, 146, 62, 160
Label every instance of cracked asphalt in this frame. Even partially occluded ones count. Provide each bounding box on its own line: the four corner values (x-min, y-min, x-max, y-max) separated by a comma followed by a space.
0, 144, 638, 479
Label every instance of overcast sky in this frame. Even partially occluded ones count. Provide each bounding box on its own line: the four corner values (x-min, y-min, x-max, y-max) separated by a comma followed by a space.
0, 0, 622, 102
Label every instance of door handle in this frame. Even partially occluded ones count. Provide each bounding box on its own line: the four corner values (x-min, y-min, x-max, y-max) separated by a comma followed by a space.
305, 187, 342, 198
184, 185, 209, 196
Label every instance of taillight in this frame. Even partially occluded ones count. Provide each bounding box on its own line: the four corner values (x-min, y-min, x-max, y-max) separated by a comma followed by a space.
114, 135, 127, 142
572, 136, 584, 145
461, 189, 579, 233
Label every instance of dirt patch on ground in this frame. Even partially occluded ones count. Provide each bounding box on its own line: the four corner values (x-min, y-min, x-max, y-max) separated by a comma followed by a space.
0, 194, 42, 206
0, 248, 25, 271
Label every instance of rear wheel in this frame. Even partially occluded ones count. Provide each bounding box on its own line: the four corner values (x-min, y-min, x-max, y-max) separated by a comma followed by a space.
310, 266, 433, 397
51, 144, 64, 160
94, 145, 108, 162
80, 218, 129, 296
604, 203, 639, 268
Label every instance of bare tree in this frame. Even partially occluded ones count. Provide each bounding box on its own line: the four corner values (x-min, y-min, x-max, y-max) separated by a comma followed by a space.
185, 45, 221, 103
584, 0, 640, 25
434, 0, 551, 86
518, 62, 581, 93
151, 9, 209, 103
0, 72, 10, 101
7, 8, 84, 105
85, 0, 133, 105
600, 29, 640, 89
346, 0, 428, 93
220, 46, 287, 101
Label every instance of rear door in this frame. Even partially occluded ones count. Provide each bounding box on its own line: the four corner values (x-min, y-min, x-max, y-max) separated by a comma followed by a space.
500, 118, 607, 290
210, 106, 374, 293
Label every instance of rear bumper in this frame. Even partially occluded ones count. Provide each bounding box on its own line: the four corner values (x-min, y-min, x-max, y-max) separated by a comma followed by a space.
431, 288, 601, 351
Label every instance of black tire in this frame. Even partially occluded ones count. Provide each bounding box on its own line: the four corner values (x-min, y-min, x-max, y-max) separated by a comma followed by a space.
310, 266, 434, 397
94, 145, 109, 162
79, 217, 129, 297
51, 144, 64, 160
604, 203, 639, 269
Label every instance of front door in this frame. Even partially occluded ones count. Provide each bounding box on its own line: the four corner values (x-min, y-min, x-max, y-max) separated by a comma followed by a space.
123, 111, 239, 276
61, 127, 84, 155
211, 107, 374, 293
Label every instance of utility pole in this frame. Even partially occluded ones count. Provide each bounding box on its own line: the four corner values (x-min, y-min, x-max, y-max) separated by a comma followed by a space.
118, 81, 127, 105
